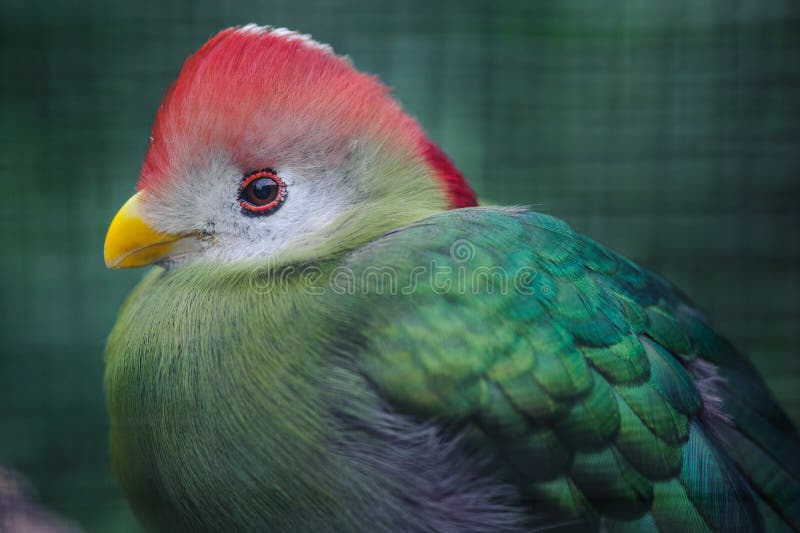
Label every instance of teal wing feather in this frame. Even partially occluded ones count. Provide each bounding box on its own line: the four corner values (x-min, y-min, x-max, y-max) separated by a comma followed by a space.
341, 207, 800, 531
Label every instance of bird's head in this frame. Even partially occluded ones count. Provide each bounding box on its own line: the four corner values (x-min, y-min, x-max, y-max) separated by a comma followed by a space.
104, 24, 477, 269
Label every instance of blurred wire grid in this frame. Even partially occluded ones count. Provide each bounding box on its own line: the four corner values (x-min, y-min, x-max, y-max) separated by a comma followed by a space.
1, 1, 798, 531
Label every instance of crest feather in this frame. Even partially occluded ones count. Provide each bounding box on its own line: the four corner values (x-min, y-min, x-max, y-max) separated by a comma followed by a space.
139, 24, 477, 209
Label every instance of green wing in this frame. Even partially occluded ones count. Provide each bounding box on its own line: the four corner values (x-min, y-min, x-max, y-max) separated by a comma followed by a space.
342, 207, 800, 531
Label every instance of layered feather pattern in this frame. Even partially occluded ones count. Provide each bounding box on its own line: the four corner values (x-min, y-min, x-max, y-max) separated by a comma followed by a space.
341, 207, 800, 531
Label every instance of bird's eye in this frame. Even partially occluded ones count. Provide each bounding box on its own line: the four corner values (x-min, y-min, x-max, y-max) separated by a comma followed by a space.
238, 169, 286, 215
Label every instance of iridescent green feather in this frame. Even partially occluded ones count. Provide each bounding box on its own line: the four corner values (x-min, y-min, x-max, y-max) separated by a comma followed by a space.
344, 207, 800, 531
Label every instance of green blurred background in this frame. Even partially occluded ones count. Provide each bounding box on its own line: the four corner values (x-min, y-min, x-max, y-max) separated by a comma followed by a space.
1, 1, 798, 531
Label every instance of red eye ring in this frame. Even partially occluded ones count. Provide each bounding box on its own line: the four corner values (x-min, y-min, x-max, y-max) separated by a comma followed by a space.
238, 168, 287, 215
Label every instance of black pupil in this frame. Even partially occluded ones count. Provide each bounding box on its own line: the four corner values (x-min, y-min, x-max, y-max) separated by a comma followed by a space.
247, 177, 278, 205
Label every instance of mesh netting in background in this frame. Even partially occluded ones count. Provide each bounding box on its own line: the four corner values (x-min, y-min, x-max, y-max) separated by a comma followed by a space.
1, 1, 798, 530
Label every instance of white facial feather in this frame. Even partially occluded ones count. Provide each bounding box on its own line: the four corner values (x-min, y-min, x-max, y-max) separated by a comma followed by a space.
141, 151, 358, 266
238, 24, 335, 55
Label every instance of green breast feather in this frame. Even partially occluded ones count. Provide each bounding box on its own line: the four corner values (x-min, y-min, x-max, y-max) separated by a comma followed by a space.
338, 207, 800, 531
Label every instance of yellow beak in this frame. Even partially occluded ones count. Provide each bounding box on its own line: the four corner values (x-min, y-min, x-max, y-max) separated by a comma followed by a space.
104, 192, 182, 269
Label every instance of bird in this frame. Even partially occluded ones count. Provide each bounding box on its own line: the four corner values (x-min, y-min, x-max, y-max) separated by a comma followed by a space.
103, 24, 800, 532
